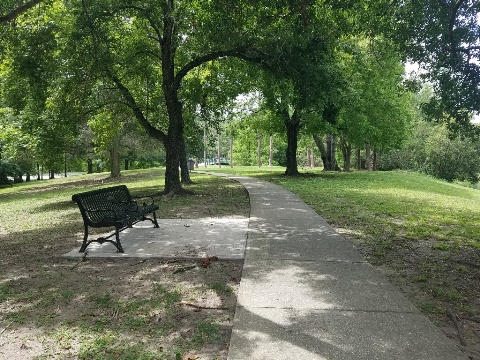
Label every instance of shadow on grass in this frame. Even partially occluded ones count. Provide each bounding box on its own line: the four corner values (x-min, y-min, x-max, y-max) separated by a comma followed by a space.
0, 171, 250, 358
0, 223, 241, 358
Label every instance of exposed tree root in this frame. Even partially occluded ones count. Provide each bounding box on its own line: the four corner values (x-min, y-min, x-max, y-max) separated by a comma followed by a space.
447, 308, 468, 346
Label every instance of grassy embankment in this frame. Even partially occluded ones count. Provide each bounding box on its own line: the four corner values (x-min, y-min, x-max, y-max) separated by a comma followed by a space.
205, 166, 480, 348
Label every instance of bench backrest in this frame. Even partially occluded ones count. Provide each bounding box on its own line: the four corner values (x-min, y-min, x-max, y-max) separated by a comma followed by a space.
72, 185, 133, 224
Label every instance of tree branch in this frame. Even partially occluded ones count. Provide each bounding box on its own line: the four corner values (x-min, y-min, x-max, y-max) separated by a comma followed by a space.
0, 0, 43, 23
134, 49, 162, 62
448, 0, 467, 54
173, 46, 267, 91
81, 0, 167, 144
106, 69, 168, 144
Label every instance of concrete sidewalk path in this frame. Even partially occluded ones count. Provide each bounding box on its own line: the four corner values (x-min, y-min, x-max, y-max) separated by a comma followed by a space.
64, 217, 248, 259
213, 174, 468, 360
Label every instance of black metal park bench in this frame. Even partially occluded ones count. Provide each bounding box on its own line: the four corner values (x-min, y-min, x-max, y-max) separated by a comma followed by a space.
72, 185, 159, 253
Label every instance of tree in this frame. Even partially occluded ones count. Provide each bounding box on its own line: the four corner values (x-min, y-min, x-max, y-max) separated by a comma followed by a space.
388, 0, 480, 135
333, 37, 414, 171
73, 0, 287, 193
4, 0, 477, 187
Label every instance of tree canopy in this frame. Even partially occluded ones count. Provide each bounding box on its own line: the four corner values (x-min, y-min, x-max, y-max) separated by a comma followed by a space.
1, 0, 478, 189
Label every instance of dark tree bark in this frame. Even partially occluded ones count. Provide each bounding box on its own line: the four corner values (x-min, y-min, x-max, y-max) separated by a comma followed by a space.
365, 142, 372, 171
331, 135, 341, 170
340, 136, 352, 172
0, 0, 43, 23
313, 134, 329, 170
356, 148, 362, 170
109, 137, 121, 178
25, 173, 31, 182
373, 147, 378, 171
179, 136, 192, 184
283, 109, 300, 175
87, 159, 93, 174
314, 134, 340, 171
125, 159, 129, 170
326, 135, 333, 169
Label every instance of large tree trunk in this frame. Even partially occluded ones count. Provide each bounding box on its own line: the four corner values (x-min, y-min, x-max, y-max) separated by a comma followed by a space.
179, 136, 192, 184
326, 135, 333, 170
356, 148, 362, 170
314, 134, 340, 171
87, 159, 93, 174
313, 134, 329, 170
284, 109, 300, 175
329, 135, 341, 171
164, 134, 182, 194
373, 147, 378, 171
365, 142, 372, 171
110, 137, 121, 178
161, 1, 184, 194
340, 136, 352, 171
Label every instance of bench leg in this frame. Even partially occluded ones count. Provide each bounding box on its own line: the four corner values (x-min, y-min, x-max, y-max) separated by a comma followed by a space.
152, 211, 159, 228
140, 212, 159, 228
79, 225, 89, 252
78, 225, 124, 253
114, 227, 124, 253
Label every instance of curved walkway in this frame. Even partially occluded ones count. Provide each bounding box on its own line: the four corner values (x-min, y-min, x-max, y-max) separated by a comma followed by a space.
217, 174, 468, 360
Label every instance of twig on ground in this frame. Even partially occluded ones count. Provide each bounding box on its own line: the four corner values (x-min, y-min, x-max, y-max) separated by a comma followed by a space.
0, 321, 13, 336
179, 301, 228, 311
173, 265, 197, 274
71, 251, 88, 270
447, 308, 468, 346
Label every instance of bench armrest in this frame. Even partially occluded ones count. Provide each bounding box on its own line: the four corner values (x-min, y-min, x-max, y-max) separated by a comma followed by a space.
132, 195, 156, 206
113, 199, 139, 211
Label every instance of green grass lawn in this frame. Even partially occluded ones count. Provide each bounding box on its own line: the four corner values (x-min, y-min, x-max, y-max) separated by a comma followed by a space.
204, 166, 480, 330
205, 166, 480, 251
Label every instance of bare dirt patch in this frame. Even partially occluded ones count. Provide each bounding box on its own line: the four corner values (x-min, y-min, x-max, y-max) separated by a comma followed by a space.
0, 172, 249, 359
0, 256, 242, 359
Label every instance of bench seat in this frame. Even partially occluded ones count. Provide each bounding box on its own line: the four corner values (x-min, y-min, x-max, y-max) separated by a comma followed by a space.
72, 185, 159, 253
